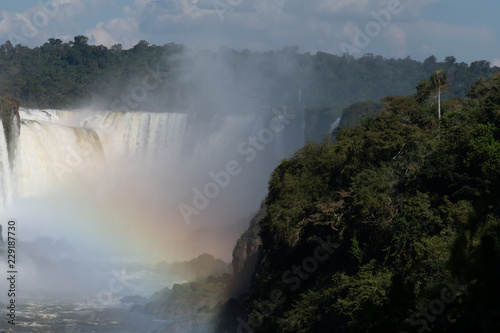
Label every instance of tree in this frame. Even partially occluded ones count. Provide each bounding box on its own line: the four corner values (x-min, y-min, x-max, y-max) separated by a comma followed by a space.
415, 79, 432, 103
430, 69, 449, 120
423, 55, 437, 71
72, 35, 89, 46
132, 40, 149, 53
445, 56, 456, 67
48, 38, 62, 46
111, 44, 123, 52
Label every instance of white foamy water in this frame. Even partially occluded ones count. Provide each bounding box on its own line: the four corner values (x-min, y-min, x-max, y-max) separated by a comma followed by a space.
0, 300, 169, 332
3, 109, 188, 201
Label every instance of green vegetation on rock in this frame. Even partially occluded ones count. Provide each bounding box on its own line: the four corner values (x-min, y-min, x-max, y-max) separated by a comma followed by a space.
225, 73, 500, 332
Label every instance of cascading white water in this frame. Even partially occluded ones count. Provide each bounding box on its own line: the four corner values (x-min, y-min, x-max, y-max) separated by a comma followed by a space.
1, 108, 189, 209
13, 119, 104, 199
82, 110, 187, 160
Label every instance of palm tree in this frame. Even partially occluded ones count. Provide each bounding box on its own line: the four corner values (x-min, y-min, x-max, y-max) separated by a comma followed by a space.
430, 69, 448, 120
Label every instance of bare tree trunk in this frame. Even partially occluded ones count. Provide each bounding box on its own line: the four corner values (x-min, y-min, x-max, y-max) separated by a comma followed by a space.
438, 85, 441, 121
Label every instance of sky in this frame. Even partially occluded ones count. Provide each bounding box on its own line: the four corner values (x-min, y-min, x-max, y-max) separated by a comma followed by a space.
0, 0, 499, 65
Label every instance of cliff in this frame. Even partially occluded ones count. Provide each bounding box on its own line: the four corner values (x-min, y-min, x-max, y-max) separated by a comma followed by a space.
225, 74, 500, 332
337, 100, 383, 128
228, 202, 264, 296
0, 96, 21, 160
146, 280, 228, 333
155, 253, 229, 282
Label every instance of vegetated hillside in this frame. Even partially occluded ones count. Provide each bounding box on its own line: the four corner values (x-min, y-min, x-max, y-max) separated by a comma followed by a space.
155, 253, 230, 282
338, 101, 384, 128
0, 37, 498, 112
229, 74, 500, 332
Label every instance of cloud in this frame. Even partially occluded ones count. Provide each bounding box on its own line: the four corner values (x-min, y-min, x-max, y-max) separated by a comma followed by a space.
77, 0, 499, 64
0, 0, 497, 64
403, 0, 443, 18
383, 24, 407, 58
86, 17, 140, 48
0, 0, 119, 46
313, 0, 371, 17
0, 7, 62, 46
401, 20, 496, 61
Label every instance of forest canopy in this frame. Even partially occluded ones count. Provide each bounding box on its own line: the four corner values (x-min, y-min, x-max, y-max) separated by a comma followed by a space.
0, 36, 498, 112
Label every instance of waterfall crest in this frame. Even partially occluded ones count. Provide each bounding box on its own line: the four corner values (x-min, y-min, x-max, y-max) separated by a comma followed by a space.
1, 108, 189, 208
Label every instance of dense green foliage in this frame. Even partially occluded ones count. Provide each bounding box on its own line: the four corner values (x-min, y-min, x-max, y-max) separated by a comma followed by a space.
238, 74, 500, 332
338, 101, 384, 128
0, 37, 184, 108
0, 37, 498, 111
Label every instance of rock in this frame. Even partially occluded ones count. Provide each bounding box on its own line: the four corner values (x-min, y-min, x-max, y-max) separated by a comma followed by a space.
130, 303, 152, 315
0, 96, 21, 161
0, 96, 20, 130
145, 280, 226, 332
228, 202, 265, 296
120, 295, 148, 305
155, 253, 229, 282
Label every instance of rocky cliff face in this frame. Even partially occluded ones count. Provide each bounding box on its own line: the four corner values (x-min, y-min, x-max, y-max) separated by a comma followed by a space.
0, 96, 21, 160
228, 202, 264, 296
208, 206, 265, 332
155, 253, 230, 282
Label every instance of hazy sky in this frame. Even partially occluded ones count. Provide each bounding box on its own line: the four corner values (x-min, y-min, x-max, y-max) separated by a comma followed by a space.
0, 0, 498, 64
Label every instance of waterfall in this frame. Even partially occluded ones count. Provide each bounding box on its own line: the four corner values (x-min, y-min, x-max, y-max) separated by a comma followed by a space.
0, 106, 309, 238
83, 110, 188, 160
13, 119, 105, 199
0, 106, 313, 270
0, 108, 189, 210
330, 117, 341, 132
